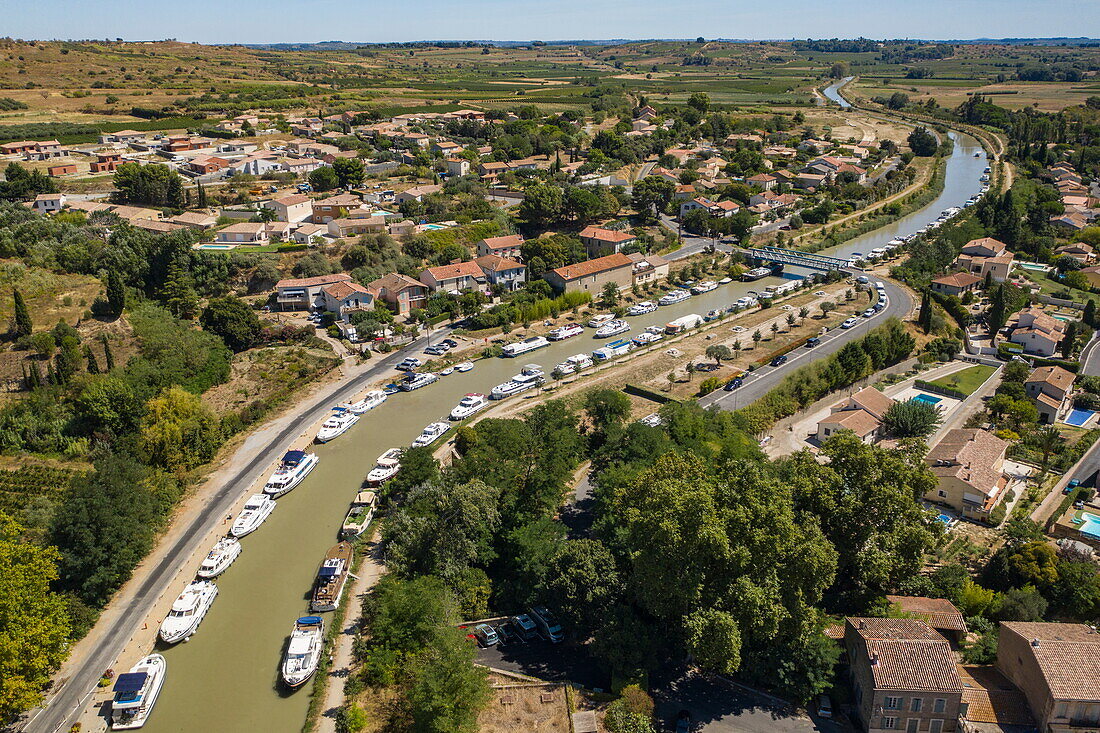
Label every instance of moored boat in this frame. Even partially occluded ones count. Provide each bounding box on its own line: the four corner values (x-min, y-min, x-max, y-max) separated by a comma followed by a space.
159, 580, 218, 644
490, 364, 544, 399
281, 616, 324, 688
344, 390, 386, 415
454, 361, 474, 372
230, 494, 276, 538
197, 537, 241, 579
449, 393, 488, 421
587, 313, 614, 328
316, 408, 359, 443
592, 339, 633, 361
110, 654, 166, 730
366, 448, 403, 486
501, 336, 549, 357
398, 372, 438, 391
690, 280, 718, 294
658, 290, 690, 305
741, 267, 771, 281
594, 319, 629, 338
547, 324, 584, 340
626, 301, 657, 316
340, 491, 378, 539
311, 541, 353, 612
264, 450, 319, 497
412, 421, 450, 448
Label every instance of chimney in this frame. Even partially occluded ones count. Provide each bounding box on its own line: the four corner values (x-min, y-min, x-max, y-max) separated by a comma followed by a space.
859, 620, 866, 630
1031, 638, 1040, 648
871, 652, 880, 666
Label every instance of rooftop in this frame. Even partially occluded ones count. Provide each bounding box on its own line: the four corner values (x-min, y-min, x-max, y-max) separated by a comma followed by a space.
847, 618, 961, 693
548, 252, 634, 282
1000, 622, 1100, 701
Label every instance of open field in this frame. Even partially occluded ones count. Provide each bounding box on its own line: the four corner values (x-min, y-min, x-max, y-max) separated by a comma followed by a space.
928, 364, 997, 396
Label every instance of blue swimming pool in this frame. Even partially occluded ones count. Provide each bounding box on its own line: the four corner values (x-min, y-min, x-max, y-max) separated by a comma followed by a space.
1080, 512, 1100, 540
1065, 409, 1096, 427
912, 393, 942, 406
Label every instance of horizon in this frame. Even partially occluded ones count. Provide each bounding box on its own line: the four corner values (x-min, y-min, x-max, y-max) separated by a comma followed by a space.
9, 0, 1099, 45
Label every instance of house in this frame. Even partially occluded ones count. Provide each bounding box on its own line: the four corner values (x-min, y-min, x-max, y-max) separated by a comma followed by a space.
275, 272, 354, 311
627, 252, 669, 285
187, 156, 231, 175
320, 280, 376, 321
476, 234, 524, 260
262, 194, 313, 223
1010, 307, 1067, 357
32, 193, 66, 214
956, 237, 1014, 283
169, 212, 217, 230
312, 193, 364, 223
1025, 365, 1075, 424
679, 197, 713, 218
816, 387, 895, 443
445, 158, 470, 177
292, 223, 328, 245
925, 429, 1010, 522
931, 272, 982, 298
746, 173, 777, 190
215, 222, 268, 245
21, 140, 65, 160
395, 184, 442, 205
844, 617, 964, 733
90, 152, 123, 173
1050, 212, 1090, 231
883, 596, 967, 646
419, 261, 486, 294
227, 154, 282, 177
474, 255, 526, 292
368, 272, 428, 316
109, 205, 161, 222
1054, 242, 1095, 264
997, 621, 1100, 732
479, 161, 512, 179
431, 140, 463, 157
132, 219, 186, 234
635, 105, 658, 121
578, 226, 637, 257
47, 164, 77, 177
543, 253, 634, 295
99, 130, 146, 145
793, 172, 827, 190
673, 184, 697, 201
327, 216, 386, 238
1, 141, 40, 155
263, 221, 295, 240
280, 157, 321, 176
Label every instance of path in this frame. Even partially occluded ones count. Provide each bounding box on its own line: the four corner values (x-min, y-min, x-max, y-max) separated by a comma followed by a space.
315, 533, 387, 733
22, 330, 441, 733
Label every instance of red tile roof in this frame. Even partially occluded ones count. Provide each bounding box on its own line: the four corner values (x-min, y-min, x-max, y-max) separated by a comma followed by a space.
421, 260, 484, 281
276, 273, 353, 289
549, 253, 634, 282
579, 226, 636, 243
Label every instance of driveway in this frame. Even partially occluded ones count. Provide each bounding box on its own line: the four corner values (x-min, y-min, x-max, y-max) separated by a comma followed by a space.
476, 637, 609, 691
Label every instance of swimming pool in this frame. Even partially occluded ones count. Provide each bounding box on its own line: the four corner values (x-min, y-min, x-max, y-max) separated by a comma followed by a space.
1079, 512, 1100, 540
196, 244, 235, 250
912, 393, 943, 406
1018, 262, 1050, 273
421, 224, 448, 231
1065, 409, 1096, 427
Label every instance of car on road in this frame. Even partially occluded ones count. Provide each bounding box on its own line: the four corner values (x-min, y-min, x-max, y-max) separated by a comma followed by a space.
473, 623, 499, 647
841, 318, 858, 329
441, 338, 459, 349
529, 606, 564, 644
1064, 479, 1081, 495
424, 343, 449, 356
817, 695, 834, 718
770, 354, 788, 367
510, 614, 538, 641
724, 377, 744, 391
805, 336, 820, 348
856, 275, 870, 284
862, 308, 875, 318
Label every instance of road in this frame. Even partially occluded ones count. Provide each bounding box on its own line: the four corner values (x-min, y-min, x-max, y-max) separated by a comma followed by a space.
660, 213, 732, 261
1031, 433, 1100, 525
22, 330, 440, 733
700, 275, 912, 412
1079, 332, 1100, 376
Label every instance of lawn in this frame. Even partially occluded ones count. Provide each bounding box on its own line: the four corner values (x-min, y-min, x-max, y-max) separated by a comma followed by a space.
929, 364, 997, 396
1016, 269, 1094, 306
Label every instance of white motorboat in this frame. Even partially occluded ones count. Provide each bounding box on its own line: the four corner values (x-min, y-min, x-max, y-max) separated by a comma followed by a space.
690, 281, 718, 294
440, 366, 454, 376
282, 616, 324, 688
344, 390, 386, 415
159, 580, 218, 644
230, 494, 276, 538
450, 393, 489, 421
316, 408, 359, 443
455, 361, 474, 372
110, 654, 166, 730
490, 364, 544, 399
340, 491, 377, 539
366, 448, 403, 485
626, 301, 657, 316
412, 421, 451, 447
718, 277, 732, 284
264, 450, 319, 496
741, 267, 771, 281
587, 313, 614, 328
196, 537, 241, 579
502, 336, 549, 357
399, 372, 438, 391
632, 332, 662, 346
658, 290, 690, 305
594, 319, 629, 338
547, 324, 584, 340
553, 353, 593, 375
592, 339, 633, 361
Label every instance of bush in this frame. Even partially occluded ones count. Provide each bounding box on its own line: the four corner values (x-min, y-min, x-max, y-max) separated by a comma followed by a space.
697, 376, 724, 397
335, 704, 367, 733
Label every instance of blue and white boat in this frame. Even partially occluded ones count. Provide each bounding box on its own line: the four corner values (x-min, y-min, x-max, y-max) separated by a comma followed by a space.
592, 339, 634, 361
344, 389, 386, 415
110, 654, 166, 730
263, 450, 319, 496
281, 616, 325, 688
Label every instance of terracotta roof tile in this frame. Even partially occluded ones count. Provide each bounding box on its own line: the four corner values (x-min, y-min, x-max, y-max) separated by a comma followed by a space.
549, 253, 633, 282
1000, 622, 1100, 701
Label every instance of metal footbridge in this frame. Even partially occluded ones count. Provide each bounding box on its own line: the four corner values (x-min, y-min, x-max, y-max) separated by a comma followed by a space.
740, 246, 848, 271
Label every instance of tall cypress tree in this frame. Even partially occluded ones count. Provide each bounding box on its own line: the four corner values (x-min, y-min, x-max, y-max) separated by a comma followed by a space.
918, 291, 932, 334
106, 269, 126, 316
196, 180, 207, 208
84, 344, 100, 374
12, 288, 31, 337
1085, 299, 1097, 329
101, 334, 114, 371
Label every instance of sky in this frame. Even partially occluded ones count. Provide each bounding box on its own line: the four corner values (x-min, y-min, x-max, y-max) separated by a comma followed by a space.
7, 0, 1100, 44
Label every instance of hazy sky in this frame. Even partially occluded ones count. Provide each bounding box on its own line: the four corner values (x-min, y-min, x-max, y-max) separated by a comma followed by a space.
8, 0, 1099, 43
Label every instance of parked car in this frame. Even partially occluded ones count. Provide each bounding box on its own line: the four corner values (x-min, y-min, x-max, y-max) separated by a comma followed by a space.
805, 336, 820, 348
724, 377, 744, 391
528, 606, 564, 643
674, 710, 693, 733
1064, 479, 1081, 495
862, 308, 875, 318
424, 344, 448, 356
817, 695, 833, 719
441, 338, 459, 349
473, 623, 499, 647
510, 614, 538, 641
495, 622, 514, 645
841, 318, 858, 329
770, 354, 788, 367
856, 275, 870, 284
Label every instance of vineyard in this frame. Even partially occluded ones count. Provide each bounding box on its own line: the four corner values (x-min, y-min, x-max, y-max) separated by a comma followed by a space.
0, 464, 83, 518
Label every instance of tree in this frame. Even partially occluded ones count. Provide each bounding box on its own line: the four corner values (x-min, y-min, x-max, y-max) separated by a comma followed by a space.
106, 268, 126, 317
518, 183, 563, 229
83, 344, 100, 374
309, 165, 339, 192
1085, 299, 1097, 329
101, 333, 114, 371
200, 297, 262, 352
196, 179, 207, 208
11, 288, 31, 337
687, 92, 710, 113
883, 399, 942, 438
907, 127, 938, 157
706, 344, 732, 366
685, 608, 741, 676
601, 282, 621, 308
1035, 426, 1062, 473
159, 264, 199, 319
918, 290, 932, 333
584, 389, 631, 434
545, 539, 622, 635
0, 512, 71, 723
631, 176, 675, 224
332, 157, 366, 188
752, 330, 762, 347
995, 585, 1048, 622
138, 386, 222, 470
1050, 561, 1100, 620
112, 162, 185, 206
407, 627, 492, 733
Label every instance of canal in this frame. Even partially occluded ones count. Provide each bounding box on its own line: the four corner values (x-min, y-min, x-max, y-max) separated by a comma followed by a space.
139, 107, 987, 733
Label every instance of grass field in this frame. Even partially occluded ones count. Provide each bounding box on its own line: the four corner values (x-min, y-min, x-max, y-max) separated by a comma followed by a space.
930, 364, 997, 396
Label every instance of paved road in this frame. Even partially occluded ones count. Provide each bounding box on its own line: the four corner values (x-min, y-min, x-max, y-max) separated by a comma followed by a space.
660, 214, 732, 262
22, 331, 440, 733
1031, 434, 1100, 525
700, 275, 912, 412
1079, 332, 1100, 376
